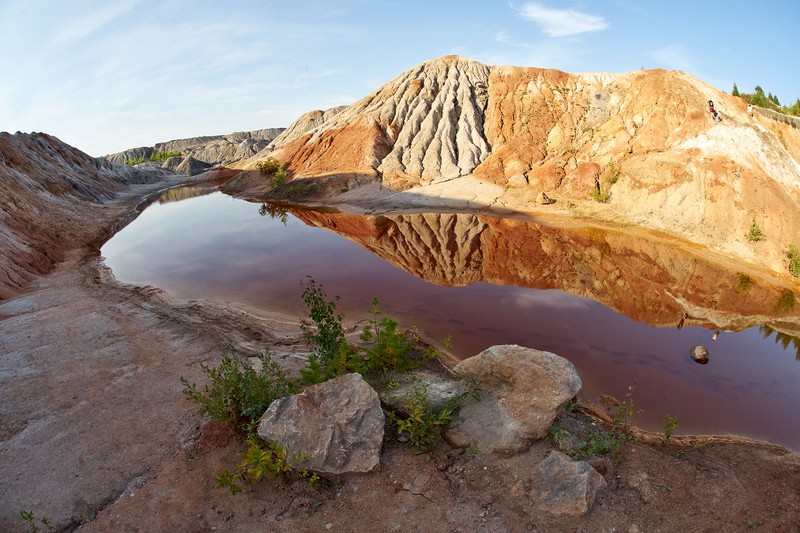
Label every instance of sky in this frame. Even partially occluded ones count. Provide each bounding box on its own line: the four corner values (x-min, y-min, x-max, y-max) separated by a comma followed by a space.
1, 0, 798, 157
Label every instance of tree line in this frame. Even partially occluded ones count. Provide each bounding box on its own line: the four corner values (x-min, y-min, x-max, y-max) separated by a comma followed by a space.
732, 83, 800, 117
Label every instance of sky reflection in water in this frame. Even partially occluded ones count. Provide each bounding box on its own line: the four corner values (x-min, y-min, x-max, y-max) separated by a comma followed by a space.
102, 191, 800, 449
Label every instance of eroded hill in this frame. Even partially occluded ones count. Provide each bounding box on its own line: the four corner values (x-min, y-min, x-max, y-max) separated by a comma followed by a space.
235, 55, 800, 279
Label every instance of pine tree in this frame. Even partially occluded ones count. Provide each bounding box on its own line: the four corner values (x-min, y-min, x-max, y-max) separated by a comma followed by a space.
732, 83, 739, 97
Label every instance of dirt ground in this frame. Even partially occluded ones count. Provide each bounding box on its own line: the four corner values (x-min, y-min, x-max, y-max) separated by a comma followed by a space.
2, 177, 800, 532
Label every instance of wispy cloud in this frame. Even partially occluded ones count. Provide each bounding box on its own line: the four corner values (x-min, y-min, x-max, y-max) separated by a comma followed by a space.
51, 0, 139, 44
515, 2, 608, 37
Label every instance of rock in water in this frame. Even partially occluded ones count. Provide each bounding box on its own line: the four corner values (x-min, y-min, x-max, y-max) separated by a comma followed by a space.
444, 344, 582, 454
690, 345, 709, 364
533, 451, 607, 516
257, 373, 384, 475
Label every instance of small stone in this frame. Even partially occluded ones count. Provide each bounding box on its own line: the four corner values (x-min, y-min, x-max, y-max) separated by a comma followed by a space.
690, 345, 709, 364
536, 191, 553, 205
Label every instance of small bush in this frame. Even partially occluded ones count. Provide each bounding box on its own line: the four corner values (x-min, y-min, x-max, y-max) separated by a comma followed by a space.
606, 162, 620, 185
299, 277, 345, 366
662, 414, 678, 444
774, 289, 796, 312
747, 218, 764, 242
215, 436, 305, 495
387, 382, 479, 453
788, 245, 800, 277
736, 273, 754, 293
123, 156, 145, 166
180, 351, 298, 432
256, 157, 282, 175
19, 510, 52, 533
149, 150, 181, 161
274, 167, 287, 187
591, 187, 611, 203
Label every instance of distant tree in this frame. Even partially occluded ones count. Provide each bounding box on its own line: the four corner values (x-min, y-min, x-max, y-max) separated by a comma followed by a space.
768, 92, 780, 106
755, 85, 764, 96
732, 83, 739, 97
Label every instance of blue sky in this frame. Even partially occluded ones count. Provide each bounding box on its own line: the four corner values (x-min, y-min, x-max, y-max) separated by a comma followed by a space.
1, 0, 797, 157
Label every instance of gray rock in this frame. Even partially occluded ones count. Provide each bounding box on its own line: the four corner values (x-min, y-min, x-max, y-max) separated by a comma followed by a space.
444, 344, 581, 454
379, 369, 468, 414
175, 156, 211, 176
257, 373, 384, 475
533, 451, 607, 516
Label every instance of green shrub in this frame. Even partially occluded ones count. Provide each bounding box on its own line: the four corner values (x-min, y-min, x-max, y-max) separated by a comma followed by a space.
256, 157, 281, 175
606, 162, 620, 185
215, 435, 321, 495
298, 293, 435, 385
180, 351, 298, 432
774, 289, 796, 312
274, 166, 287, 187
19, 510, 52, 533
662, 414, 678, 444
788, 245, 800, 277
387, 382, 478, 453
286, 183, 309, 197
747, 218, 764, 242
123, 156, 144, 166
299, 277, 345, 366
591, 187, 611, 203
736, 273, 754, 293
359, 296, 419, 373
570, 428, 626, 461
149, 150, 181, 161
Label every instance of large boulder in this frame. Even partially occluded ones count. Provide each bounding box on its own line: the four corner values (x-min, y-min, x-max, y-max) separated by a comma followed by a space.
533, 451, 607, 516
444, 345, 581, 454
257, 373, 384, 475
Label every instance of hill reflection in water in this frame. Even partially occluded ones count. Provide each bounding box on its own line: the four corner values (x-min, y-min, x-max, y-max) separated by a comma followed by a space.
101, 192, 800, 449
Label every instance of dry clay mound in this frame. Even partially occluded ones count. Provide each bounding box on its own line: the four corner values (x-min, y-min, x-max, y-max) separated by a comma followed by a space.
0, 132, 177, 300
248, 55, 800, 277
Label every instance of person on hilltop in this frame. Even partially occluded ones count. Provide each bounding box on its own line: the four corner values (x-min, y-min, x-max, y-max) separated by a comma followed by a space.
708, 100, 722, 122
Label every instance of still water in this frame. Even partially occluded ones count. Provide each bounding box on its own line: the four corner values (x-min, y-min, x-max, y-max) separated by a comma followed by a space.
102, 189, 800, 449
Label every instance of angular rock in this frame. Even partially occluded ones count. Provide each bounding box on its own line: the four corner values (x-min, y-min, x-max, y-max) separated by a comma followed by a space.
533, 451, 607, 516
444, 344, 581, 454
257, 373, 384, 475
536, 191, 552, 204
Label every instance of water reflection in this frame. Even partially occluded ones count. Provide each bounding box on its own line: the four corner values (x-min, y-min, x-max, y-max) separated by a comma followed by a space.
760, 324, 800, 361
158, 185, 219, 204
289, 209, 800, 333
101, 193, 800, 449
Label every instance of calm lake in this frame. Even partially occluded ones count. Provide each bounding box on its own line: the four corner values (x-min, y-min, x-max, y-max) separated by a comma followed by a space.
102, 188, 800, 449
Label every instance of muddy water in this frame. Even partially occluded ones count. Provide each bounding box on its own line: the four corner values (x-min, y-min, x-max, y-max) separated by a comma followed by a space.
102, 189, 800, 449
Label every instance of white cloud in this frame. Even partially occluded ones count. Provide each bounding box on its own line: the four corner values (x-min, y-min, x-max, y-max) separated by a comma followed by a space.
516, 2, 608, 37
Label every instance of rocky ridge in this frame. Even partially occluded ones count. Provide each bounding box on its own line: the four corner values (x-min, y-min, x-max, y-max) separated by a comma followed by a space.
239, 55, 800, 278
105, 128, 284, 169
0, 132, 180, 301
